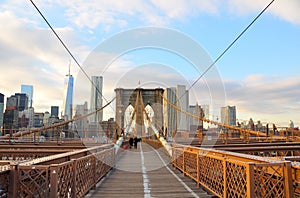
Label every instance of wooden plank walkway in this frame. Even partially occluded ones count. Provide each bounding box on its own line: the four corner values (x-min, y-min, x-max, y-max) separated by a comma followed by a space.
86, 142, 214, 198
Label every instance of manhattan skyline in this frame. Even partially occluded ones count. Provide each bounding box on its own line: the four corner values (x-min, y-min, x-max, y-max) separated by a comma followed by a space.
0, 1, 299, 127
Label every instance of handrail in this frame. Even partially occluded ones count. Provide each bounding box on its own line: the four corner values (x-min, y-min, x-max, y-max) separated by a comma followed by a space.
172, 143, 294, 197
2, 144, 116, 198
19, 144, 114, 166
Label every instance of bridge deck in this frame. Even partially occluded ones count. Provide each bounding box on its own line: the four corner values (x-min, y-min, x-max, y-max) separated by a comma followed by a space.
86, 142, 213, 198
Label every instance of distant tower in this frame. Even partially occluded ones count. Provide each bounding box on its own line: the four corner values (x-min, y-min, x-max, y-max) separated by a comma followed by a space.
3, 95, 19, 133
21, 85, 33, 108
220, 106, 236, 126
15, 93, 28, 111
176, 85, 189, 131
0, 93, 4, 129
288, 120, 294, 129
62, 62, 74, 120
51, 106, 59, 118
90, 76, 103, 123
163, 87, 177, 140
74, 102, 89, 138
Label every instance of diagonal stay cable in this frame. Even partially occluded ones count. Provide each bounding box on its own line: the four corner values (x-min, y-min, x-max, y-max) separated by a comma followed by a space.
179, 0, 275, 102
29, 0, 110, 107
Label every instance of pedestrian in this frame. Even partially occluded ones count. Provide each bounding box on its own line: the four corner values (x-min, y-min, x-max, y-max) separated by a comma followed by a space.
129, 136, 133, 149
133, 136, 138, 149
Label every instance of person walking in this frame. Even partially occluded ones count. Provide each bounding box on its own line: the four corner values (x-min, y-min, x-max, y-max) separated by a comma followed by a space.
129, 136, 133, 149
133, 136, 138, 149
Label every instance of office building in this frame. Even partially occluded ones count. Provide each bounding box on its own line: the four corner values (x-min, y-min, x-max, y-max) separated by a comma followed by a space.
51, 106, 59, 118
163, 87, 177, 140
188, 103, 203, 129
18, 111, 29, 128
0, 93, 4, 129
43, 111, 50, 125
201, 104, 210, 129
201, 105, 209, 119
3, 95, 19, 134
90, 76, 103, 123
220, 106, 236, 126
15, 93, 28, 111
21, 107, 34, 128
62, 66, 74, 120
176, 85, 189, 132
33, 112, 44, 128
74, 102, 89, 138
21, 84, 33, 108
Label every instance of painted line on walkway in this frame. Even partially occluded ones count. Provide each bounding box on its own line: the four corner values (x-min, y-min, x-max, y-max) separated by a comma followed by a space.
152, 147, 200, 198
140, 143, 151, 198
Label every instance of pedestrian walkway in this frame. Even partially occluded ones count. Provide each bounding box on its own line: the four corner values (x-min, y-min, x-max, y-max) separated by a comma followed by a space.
86, 142, 213, 198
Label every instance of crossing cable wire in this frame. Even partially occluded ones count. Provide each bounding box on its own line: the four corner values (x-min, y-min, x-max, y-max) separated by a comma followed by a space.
29, 0, 110, 107
179, 0, 275, 102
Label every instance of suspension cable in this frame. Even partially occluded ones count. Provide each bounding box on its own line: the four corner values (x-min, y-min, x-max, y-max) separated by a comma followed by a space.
6, 97, 116, 138
159, 92, 273, 138
179, 0, 275, 102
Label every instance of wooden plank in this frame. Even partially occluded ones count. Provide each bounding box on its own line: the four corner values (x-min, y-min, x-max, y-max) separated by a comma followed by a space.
86, 143, 213, 198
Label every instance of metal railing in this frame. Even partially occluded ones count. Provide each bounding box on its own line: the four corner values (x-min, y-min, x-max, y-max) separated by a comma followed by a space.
171, 144, 294, 198
0, 144, 116, 198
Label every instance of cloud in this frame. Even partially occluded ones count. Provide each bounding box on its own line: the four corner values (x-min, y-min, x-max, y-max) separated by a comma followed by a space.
29, 0, 300, 31
270, 0, 300, 25
150, 0, 219, 19
227, 0, 300, 25
39, 0, 219, 28
224, 74, 300, 126
2, 0, 300, 37
48, 0, 166, 29
0, 10, 89, 112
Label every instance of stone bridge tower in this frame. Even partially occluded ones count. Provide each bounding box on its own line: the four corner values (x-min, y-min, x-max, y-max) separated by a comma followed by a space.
115, 88, 164, 137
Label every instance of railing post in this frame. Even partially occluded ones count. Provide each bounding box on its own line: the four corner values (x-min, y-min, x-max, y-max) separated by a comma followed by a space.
92, 156, 96, 190
72, 159, 77, 197
8, 164, 18, 198
283, 161, 294, 198
246, 163, 255, 198
172, 147, 175, 168
112, 147, 115, 168
50, 165, 58, 198
223, 157, 227, 198
183, 149, 185, 176
197, 152, 200, 187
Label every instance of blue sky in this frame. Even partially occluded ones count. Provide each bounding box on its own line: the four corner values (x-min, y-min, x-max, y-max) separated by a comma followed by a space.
0, 0, 299, 127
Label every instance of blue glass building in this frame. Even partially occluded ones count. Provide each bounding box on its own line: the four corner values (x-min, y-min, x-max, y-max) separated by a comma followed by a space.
90, 76, 103, 123
0, 93, 4, 129
62, 72, 74, 120
21, 84, 33, 108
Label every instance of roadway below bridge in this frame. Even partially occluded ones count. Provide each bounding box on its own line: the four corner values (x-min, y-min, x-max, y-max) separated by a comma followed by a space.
86, 142, 214, 198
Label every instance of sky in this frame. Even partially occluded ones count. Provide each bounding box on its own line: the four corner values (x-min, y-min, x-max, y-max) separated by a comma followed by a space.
0, 0, 299, 127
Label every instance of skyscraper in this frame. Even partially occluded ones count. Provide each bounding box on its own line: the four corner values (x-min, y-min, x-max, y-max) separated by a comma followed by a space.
220, 106, 236, 126
15, 93, 28, 111
51, 106, 59, 118
201, 104, 210, 129
74, 102, 89, 138
62, 64, 74, 120
21, 84, 33, 108
0, 93, 4, 129
3, 95, 19, 133
163, 87, 177, 140
188, 103, 203, 126
176, 85, 189, 131
90, 76, 103, 123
